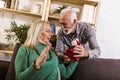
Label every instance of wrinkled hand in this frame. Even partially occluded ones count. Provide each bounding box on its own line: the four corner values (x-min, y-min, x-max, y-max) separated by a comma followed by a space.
73, 45, 89, 58
35, 46, 50, 69
63, 55, 71, 63
44, 38, 52, 48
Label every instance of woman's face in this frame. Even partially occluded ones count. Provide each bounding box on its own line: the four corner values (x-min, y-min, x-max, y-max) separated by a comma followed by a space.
41, 24, 53, 41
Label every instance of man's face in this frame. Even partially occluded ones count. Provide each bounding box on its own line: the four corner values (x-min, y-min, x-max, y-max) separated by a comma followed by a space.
60, 15, 75, 34
60, 17, 73, 29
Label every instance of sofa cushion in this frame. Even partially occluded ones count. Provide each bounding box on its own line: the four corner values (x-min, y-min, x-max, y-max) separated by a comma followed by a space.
68, 58, 120, 80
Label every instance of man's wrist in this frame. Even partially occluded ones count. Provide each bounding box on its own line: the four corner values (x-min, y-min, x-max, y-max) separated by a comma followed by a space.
84, 49, 89, 58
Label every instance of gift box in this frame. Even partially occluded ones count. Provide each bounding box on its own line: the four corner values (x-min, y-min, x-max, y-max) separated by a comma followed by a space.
65, 38, 81, 61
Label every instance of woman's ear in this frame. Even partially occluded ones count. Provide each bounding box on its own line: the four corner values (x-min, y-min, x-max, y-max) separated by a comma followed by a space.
41, 31, 45, 35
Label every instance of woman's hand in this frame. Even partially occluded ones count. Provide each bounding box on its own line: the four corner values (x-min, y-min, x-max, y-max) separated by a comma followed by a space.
35, 46, 50, 69
44, 38, 52, 48
63, 55, 71, 63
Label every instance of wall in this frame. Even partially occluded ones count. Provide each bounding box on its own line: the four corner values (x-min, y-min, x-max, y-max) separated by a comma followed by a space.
0, 0, 43, 44
97, 0, 120, 58
0, 12, 40, 44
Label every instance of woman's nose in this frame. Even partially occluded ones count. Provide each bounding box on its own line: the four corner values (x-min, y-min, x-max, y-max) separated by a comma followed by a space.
50, 32, 53, 36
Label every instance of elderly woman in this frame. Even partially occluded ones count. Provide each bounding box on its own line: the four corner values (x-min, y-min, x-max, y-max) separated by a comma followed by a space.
15, 21, 78, 80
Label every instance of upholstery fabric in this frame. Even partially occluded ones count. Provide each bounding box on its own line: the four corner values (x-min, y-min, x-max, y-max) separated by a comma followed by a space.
0, 60, 10, 80
5, 43, 20, 80
68, 58, 120, 80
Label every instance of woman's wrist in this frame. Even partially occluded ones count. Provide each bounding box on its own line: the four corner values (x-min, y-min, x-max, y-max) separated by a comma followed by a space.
34, 60, 42, 69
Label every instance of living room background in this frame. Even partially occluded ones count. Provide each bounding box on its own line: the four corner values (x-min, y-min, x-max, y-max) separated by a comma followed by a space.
1, 0, 120, 59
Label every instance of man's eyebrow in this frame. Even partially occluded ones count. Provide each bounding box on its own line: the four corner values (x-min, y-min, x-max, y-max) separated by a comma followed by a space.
60, 22, 67, 24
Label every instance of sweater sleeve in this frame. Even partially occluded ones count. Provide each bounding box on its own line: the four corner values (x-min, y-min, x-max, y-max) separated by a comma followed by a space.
15, 46, 39, 80
59, 61, 78, 79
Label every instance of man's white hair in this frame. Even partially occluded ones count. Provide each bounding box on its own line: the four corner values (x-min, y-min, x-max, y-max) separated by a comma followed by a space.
60, 8, 77, 20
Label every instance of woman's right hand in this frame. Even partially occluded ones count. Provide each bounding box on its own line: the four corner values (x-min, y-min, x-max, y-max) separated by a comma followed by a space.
63, 55, 71, 63
35, 46, 50, 69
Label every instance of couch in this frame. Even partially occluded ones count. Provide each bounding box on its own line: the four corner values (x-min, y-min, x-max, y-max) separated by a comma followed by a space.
0, 43, 20, 80
1, 43, 120, 80
0, 60, 10, 80
68, 58, 120, 80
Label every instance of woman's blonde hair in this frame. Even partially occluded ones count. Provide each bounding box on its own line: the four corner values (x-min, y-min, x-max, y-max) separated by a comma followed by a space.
24, 20, 49, 49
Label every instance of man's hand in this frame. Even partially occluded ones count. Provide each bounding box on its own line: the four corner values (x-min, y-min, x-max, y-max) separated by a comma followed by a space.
73, 45, 89, 58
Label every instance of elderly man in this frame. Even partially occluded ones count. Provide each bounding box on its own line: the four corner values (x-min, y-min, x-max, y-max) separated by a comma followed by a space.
55, 8, 100, 63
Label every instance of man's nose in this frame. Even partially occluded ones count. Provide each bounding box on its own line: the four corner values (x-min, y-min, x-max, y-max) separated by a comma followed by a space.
61, 26, 65, 29
60, 24, 64, 29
